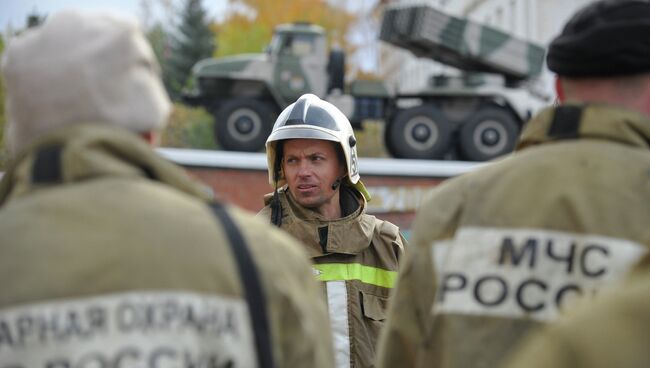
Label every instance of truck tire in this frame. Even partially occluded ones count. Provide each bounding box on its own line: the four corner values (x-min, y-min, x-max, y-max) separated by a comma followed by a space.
459, 106, 519, 161
386, 105, 452, 159
214, 99, 274, 152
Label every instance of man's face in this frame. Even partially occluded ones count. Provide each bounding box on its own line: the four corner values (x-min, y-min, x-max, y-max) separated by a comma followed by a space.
282, 139, 345, 214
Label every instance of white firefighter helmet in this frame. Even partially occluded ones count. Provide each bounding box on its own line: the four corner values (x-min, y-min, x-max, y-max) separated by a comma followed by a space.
265, 93, 370, 201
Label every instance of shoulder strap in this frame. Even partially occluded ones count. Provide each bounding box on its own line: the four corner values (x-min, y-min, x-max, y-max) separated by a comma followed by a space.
209, 202, 275, 368
270, 189, 283, 227
32, 145, 63, 184
548, 105, 583, 139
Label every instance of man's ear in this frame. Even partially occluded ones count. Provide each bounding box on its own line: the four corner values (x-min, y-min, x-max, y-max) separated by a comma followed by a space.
139, 131, 159, 147
555, 76, 566, 104
339, 160, 347, 178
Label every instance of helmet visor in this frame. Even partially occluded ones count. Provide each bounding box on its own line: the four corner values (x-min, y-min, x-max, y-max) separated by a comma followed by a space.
267, 125, 339, 143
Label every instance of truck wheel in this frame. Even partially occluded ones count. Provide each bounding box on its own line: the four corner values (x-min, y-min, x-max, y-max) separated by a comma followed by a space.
214, 99, 273, 152
459, 107, 519, 161
386, 105, 452, 159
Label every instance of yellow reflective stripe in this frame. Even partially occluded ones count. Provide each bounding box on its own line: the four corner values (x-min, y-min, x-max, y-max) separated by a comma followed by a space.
313, 263, 397, 288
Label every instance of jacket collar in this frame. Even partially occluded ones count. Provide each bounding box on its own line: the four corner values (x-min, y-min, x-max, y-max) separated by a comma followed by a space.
0, 124, 211, 205
275, 186, 376, 257
517, 104, 650, 151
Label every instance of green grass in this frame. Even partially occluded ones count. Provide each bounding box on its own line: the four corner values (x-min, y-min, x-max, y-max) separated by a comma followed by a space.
161, 103, 219, 150
355, 120, 389, 158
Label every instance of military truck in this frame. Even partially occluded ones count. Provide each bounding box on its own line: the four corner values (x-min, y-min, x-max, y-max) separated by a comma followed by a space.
183, 4, 549, 161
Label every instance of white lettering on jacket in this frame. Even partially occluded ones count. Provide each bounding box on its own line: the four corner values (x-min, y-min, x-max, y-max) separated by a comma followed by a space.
431, 227, 646, 322
0, 291, 256, 367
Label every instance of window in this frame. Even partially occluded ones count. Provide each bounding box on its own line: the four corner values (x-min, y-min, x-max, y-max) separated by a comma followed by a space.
291, 35, 314, 56
278, 33, 314, 57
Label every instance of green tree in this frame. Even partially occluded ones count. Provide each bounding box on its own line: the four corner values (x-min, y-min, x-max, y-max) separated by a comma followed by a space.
216, 14, 271, 57
146, 23, 175, 98
161, 102, 217, 149
142, 4, 218, 150
167, 0, 216, 100
26, 12, 46, 28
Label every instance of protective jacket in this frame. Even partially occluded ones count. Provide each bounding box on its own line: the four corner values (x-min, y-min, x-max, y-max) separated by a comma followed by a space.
377, 104, 650, 368
259, 186, 406, 368
504, 267, 650, 368
0, 124, 334, 368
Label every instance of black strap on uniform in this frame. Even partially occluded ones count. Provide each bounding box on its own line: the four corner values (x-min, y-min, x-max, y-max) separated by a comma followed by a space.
32, 145, 63, 184
548, 105, 583, 139
209, 202, 275, 368
270, 189, 283, 227
270, 142, 284, 227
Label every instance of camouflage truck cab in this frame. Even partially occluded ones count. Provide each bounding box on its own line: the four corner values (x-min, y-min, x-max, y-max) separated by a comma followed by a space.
184, 23, 334, 151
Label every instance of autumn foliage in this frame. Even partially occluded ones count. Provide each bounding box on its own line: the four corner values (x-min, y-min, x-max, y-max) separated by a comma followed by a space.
216, 0, 358, 58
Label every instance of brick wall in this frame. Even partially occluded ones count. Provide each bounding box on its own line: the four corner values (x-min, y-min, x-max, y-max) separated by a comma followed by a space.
184, 166, 444, 235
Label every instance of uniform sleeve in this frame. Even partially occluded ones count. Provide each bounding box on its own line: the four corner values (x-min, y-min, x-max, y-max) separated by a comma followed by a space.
397, 232, 408, 261
376, 178, 467, 368
377, 219, 407, 261
376, 241, 435, 368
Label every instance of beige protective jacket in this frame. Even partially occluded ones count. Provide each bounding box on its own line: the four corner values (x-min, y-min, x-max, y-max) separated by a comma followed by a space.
504, 267, 650, 368
377, 104, 650, 368
0, 124, 334, 368
259, 187, 406, 368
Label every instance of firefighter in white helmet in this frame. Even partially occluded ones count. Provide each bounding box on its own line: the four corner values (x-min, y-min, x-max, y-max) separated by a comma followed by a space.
259, 93, 407, 368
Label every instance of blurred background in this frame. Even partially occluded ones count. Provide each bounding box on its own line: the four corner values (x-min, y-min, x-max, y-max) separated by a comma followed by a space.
0, 0, 596, 166
0, 0, 600, 234
0, 0, 383, 164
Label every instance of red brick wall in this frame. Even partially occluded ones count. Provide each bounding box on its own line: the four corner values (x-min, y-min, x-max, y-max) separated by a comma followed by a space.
188, 168, 271, 211
185, 166, 444, 235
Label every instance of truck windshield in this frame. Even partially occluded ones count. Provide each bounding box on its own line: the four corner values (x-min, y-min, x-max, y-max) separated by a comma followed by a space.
269, 32, 314, 57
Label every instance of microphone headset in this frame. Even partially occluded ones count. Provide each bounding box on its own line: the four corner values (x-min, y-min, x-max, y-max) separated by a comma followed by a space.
331, 176, 344, 190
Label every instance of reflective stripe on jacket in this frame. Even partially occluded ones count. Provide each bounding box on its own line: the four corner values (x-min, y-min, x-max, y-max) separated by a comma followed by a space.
260, 187, 406, 368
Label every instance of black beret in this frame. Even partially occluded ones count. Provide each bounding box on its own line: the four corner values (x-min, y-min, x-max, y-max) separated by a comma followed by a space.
547, 0, 650, 77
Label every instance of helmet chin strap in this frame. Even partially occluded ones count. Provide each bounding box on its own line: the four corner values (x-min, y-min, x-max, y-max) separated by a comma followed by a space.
271, 155, 284, 227
271, 187, 283, 227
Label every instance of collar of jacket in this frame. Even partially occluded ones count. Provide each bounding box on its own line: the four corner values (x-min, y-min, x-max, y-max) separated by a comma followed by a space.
274, 187, 376, 257
0, 123, 212, 206
517, 103, 650, 151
